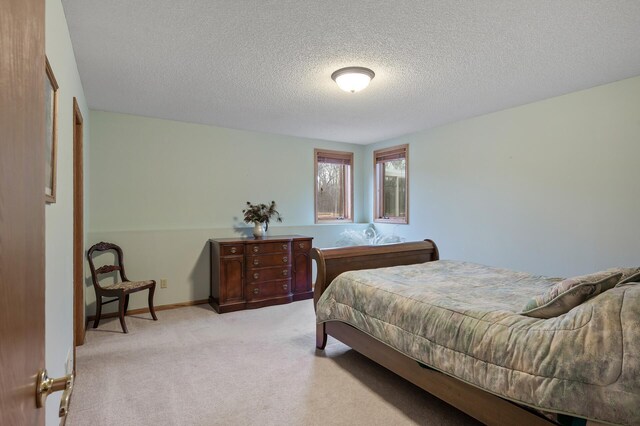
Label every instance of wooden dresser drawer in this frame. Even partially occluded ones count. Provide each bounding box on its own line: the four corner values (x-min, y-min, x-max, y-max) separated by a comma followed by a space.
248, 253, 290, 267
246, 266, 291, 283
247, 242, 290, 255
245, 279, 291, 301
221, 244, 244, 256
293, 239, 311, 252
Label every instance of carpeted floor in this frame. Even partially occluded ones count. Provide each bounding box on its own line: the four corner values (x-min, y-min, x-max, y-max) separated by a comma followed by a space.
68, 300, 479, 425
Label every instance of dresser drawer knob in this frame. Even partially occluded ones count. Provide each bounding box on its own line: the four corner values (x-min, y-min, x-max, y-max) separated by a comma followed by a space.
253, 246, 259, 253
253, 259, 259, 266
282, 284, 288, 290
253, 272, 259, 279
282, 244, 287, 250
253, 288, 259, 295
298, 242, 305, 249
230, 247, 237, 254
282, 256, 288, 263
282, 270, 288, 276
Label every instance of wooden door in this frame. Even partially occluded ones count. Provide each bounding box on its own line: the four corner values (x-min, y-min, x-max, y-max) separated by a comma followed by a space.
221, 256, 245, 304
293, 251, 311, 293
292, 239, 313, 300
0, 0, 46, 424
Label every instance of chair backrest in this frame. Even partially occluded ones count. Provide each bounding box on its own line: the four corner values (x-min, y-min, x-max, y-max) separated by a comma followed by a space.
87, 242, 129, 289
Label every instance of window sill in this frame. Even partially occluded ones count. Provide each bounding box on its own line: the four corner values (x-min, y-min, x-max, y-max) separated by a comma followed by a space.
374, 218, 408, 225
315, 219, 355, 225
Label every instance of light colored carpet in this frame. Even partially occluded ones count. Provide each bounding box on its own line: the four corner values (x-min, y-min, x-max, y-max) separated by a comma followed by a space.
68, 300, 479, 426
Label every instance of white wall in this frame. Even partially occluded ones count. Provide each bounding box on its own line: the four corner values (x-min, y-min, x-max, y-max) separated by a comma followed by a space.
89, 76, 640, 315
368, 76, 640, 277
87, 224, 369, 313
45, 0, 90, 424
88, 111, 367, 313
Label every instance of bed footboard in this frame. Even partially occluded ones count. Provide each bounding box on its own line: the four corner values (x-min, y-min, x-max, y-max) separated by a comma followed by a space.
313, 239, 438, 349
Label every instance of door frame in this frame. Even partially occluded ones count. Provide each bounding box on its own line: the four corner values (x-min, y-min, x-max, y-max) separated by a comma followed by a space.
73, 97, 85, 354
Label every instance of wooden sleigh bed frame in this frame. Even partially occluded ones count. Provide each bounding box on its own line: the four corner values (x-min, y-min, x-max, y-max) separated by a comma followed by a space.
312, 240, 605, 426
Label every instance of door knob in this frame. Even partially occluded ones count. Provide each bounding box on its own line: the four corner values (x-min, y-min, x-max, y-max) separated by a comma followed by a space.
36, 369, 74, 417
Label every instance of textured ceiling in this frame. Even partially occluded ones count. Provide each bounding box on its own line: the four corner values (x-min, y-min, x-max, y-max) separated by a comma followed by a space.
62, 1, 640, 144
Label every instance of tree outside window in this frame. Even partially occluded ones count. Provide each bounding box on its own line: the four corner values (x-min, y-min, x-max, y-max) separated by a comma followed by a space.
315, 149, 353, 222
374, 145, 408, 224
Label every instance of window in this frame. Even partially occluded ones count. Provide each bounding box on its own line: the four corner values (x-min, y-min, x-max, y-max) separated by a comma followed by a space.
315, 149, 353, 222
374, 144, 408, 223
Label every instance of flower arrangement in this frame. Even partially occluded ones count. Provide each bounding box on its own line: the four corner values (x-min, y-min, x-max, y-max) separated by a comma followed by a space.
242, 201, 283, 231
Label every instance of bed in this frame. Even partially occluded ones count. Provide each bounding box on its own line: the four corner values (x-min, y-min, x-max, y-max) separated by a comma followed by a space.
313, 240, 640, 426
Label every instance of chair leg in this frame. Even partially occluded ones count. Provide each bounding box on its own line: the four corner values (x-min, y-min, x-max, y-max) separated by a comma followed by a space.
93, 296, 102, 329
124, 294, 130, 314
148, 285, 158, 321
118, 295, 128, 333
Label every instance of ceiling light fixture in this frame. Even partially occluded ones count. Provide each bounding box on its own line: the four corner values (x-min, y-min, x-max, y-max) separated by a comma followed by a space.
331, 67, 375, 93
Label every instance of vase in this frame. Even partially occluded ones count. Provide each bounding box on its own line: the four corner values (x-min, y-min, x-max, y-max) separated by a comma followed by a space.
252, 222, 265, 238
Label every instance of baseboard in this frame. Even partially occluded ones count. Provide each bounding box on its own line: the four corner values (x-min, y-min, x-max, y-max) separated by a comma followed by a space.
86, 299, 209, 323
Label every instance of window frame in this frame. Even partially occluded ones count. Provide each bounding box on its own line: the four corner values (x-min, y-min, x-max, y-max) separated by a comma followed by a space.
373, 144, 409, 224
314, 148, 354, 223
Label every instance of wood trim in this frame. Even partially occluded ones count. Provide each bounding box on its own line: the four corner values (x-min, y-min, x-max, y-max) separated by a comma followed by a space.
374, 145, 407, 162
73, 97, 84, 352
314, 148, 354, 223
373, 144, 409, 224
86, 299, 209, 322
324, 321, 553, 426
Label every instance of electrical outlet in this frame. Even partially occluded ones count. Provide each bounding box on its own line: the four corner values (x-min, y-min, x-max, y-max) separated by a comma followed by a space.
160, 279, 168, 289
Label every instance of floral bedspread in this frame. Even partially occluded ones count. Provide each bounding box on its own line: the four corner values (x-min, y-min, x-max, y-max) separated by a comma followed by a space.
316, 260, 640, 425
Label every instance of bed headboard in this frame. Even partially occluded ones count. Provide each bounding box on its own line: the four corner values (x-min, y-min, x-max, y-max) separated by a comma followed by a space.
311, 239, 439, 309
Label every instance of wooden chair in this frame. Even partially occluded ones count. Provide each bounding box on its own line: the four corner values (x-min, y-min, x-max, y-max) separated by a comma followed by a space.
87, 242, 158, 333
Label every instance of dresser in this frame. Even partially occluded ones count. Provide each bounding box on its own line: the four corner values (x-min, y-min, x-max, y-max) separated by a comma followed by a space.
209, 235, 313, 313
